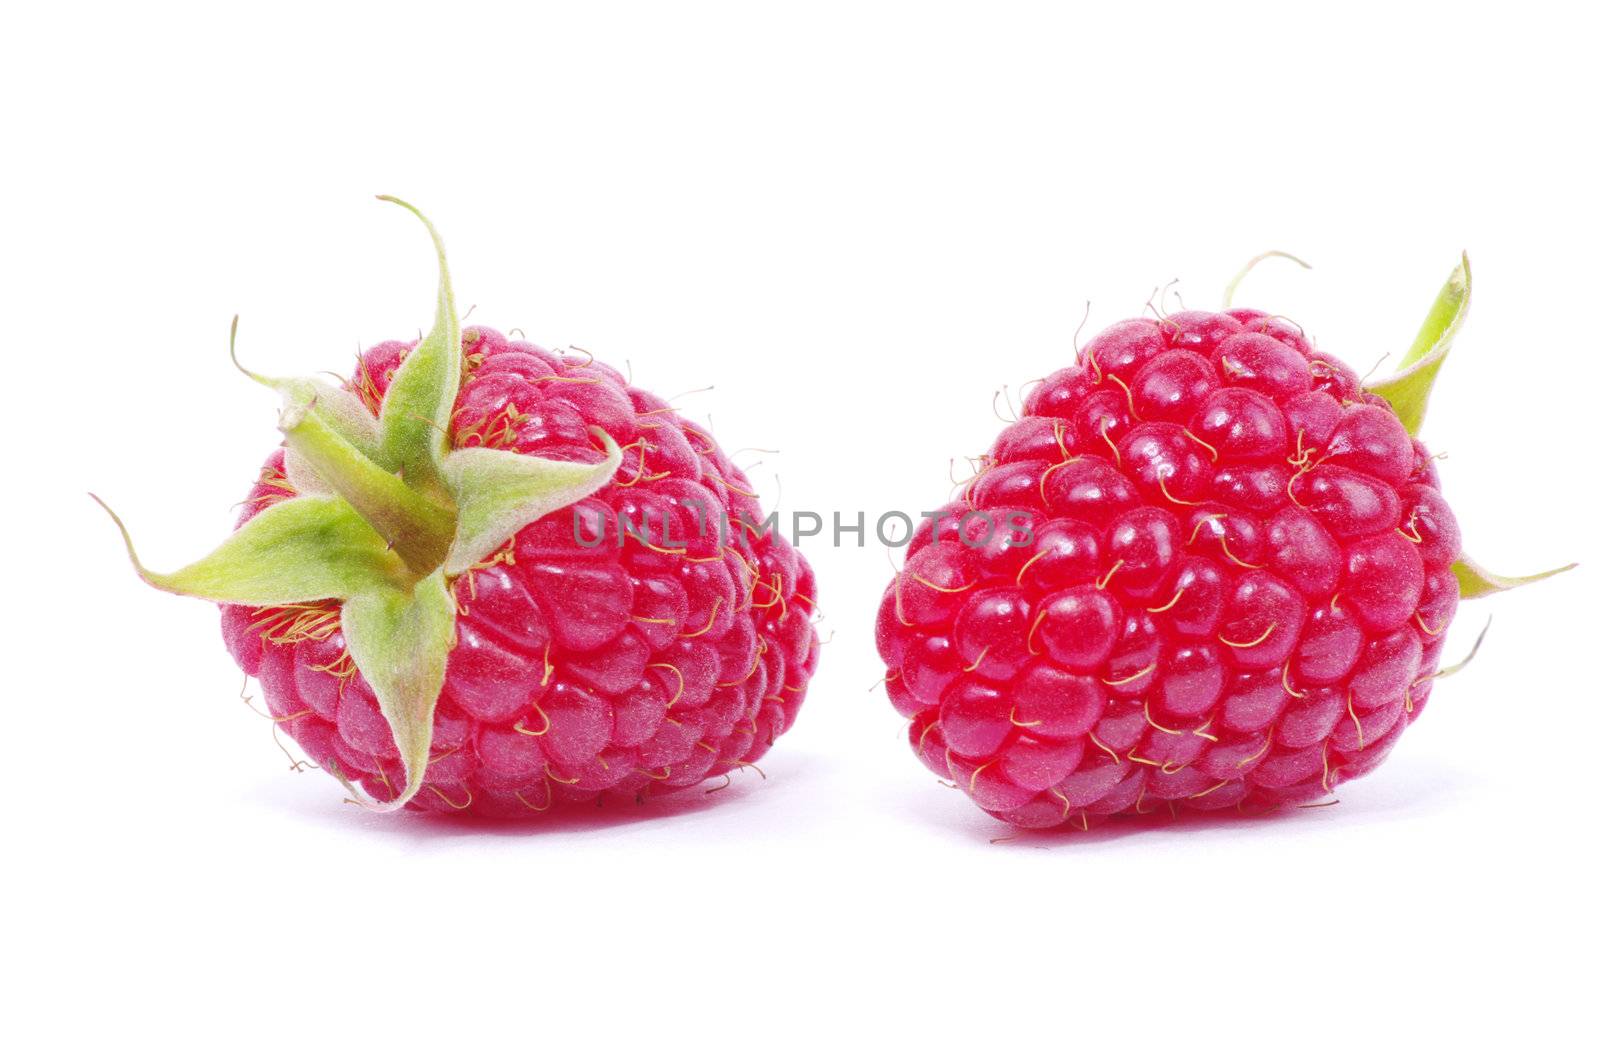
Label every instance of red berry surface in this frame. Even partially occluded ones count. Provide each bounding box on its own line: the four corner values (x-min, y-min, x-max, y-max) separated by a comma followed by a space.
877, 310, 1462, 828
228, 327, 819, 815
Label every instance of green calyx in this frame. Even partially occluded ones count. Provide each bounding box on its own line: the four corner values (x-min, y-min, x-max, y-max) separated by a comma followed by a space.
1226, 250, 1575, 602
1357, 254, 1575, 599
96, 198, 621, 810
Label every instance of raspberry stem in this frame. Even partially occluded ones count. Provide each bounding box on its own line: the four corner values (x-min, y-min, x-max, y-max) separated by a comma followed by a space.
278, 396, 458, 576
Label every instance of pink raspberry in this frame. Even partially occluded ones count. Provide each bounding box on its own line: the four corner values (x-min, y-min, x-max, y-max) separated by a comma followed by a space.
101, 200, 818, 815
876, 256, 1568, 830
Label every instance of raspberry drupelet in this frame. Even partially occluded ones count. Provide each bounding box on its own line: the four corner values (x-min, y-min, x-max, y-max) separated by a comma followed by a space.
876, 257, 1567, 830
101, 200, 818, 816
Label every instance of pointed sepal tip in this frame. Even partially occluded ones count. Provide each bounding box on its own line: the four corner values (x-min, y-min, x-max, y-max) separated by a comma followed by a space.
1365, 252, 1471, 436
1453, 555, 1575, 600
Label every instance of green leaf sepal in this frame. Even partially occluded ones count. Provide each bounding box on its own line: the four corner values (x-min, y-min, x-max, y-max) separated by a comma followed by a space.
1352, 253, 1575, 603
1452, 556, 1576, 600
1365, 253, 1471, 436
96, 199, 620, 810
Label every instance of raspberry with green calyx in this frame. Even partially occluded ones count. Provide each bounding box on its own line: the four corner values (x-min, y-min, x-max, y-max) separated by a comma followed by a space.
877, 252, 1572, 829
98, 199, 819, 815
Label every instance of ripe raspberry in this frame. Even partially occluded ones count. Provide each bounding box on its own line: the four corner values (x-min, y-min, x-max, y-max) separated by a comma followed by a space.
877, 255, 1568, 830
101, 200, 818, 815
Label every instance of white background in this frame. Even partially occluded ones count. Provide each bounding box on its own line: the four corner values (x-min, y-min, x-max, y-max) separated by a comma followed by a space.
5, 3, 1597, 1045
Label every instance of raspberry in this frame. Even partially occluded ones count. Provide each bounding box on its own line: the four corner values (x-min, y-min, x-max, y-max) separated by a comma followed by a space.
877, 255, 1569, 829
100, 200, 817, 815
